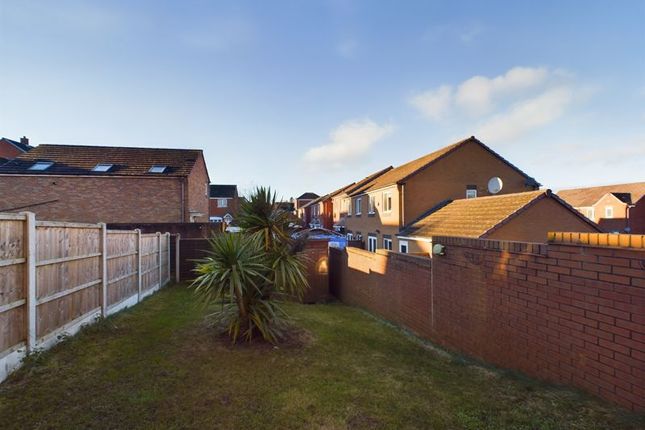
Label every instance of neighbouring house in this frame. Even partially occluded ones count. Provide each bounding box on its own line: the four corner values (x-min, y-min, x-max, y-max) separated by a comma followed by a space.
299, 182, 359, 229
557, 182, 645, 234
209, 184, 240, 224
397, 190, 601, 254
295, 192, 319, 221
0, 144, 210, 223
0, 136, 32, 161
338, 136, 540, 253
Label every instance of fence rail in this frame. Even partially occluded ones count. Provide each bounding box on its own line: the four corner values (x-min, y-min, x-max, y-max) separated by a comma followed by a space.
0, 212, 176, 383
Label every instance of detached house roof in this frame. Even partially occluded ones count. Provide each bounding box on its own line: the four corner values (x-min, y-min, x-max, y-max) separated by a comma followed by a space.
557, 182, 645, 207
297, 192, 320, 200
1, 137, 33, 153
399, 190, 599, 239
0, 144, 205, 177
349, 136, 539, 196
210, 184, 237, 198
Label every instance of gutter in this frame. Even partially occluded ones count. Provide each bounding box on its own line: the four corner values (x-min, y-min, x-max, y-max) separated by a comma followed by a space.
181, 178, 186, 223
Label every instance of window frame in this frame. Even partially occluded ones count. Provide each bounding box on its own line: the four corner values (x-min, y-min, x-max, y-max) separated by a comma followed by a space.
368, 236, 377, 253
368, 195, 376, 214
92, 163, 113, 172
355, 197, 362, 215
466, 189, 477, 199
605, 206, 613, 219
28, 161, 54, 171
346, 198, 352, 216
399, 240, 409, 254
148, 165, 167, 173
383, 191, 393, 213
217, 198, 228, 208
383, 238, 392, 250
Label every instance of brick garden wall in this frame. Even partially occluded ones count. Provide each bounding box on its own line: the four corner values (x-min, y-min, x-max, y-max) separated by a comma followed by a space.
330, 239, 645, 411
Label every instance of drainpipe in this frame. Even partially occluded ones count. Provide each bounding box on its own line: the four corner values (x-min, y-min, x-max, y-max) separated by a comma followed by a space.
626, 204, 635, 233
400, 184, 405, 228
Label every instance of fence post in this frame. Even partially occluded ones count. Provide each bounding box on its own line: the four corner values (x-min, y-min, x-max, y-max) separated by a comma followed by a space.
175, 233, 181, 283
157, 232, 162, 289
136, 229, 142, 302
166, 233, 171, 285
99, 223, 107, 317
23, 212, 37, 352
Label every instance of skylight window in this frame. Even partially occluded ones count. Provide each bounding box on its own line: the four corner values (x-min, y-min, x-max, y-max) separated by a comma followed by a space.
29, 161, 54, 171
148, 165, 167, 173
92, 163, 113, 172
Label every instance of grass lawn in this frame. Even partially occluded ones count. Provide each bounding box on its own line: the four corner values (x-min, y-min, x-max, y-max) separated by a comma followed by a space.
0, 284, 643, 429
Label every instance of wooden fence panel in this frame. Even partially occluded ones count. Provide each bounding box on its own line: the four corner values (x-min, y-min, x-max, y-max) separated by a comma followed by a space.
35, 223, 102, 341
0, 215, 27, 376
140, 234, 160, 296
106, 231, 138, 311
0, 212, 173, 382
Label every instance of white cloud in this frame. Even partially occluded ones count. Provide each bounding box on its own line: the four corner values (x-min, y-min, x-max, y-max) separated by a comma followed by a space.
475, 87, 573, 142
408, 85, 453, 120
456, 67, 549, 116
304, 119, 393, 166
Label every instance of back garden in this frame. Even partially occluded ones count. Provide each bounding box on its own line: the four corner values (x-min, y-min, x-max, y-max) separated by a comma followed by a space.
0, 284, 643, 430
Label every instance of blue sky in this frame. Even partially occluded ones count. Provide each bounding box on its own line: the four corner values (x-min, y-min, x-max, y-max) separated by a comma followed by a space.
1, 0, 644, 199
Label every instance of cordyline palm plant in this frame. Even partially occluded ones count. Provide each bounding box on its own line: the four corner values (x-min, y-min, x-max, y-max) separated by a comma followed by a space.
192, 187, 309, 343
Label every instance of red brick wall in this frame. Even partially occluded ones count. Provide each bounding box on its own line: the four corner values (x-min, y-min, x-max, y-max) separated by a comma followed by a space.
330, 239, 645, 411
0, 141, 23, 159
186, 154, 210, 222
329, 248, 433, 336
0, 175, 182, 223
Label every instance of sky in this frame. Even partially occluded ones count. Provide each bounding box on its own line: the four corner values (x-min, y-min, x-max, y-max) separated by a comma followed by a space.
1, 0, 644, 200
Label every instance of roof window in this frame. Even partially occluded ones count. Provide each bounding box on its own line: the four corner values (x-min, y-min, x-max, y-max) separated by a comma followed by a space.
92, 163, 114, 172
28, 161, 54, 171
148, 165, 167, 173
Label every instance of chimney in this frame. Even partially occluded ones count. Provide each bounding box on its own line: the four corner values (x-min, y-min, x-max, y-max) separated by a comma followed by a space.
20, 136, 29, 146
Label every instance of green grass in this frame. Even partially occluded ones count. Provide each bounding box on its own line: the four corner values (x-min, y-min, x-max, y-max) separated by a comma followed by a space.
0, 284, 643, 429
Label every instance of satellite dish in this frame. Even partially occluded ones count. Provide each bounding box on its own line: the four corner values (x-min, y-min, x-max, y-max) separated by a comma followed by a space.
488, 177, 503, 194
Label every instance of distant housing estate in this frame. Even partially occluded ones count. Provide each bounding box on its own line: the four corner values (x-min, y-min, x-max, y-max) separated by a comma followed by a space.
324, 136, 544, 253
0, 144, 210, 223
557, 182, 645, 234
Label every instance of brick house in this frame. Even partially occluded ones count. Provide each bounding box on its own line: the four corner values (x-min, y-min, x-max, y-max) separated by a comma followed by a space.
557, 182, 645, 234
209, 184, 239, 223
397, 190, 601, 254
0, 144, 210, 223
0, 136, 32, 162
295, 192, 319, 222
299, 182, 358, 229
337, 136, 540, 252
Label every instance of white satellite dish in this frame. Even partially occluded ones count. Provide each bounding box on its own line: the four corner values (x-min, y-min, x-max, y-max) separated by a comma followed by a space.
488, 177, 503, 194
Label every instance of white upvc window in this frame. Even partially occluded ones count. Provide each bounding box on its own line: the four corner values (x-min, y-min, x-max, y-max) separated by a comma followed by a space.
383, 191, 392, 212
605, 206, 613, 219
355, 197, 362, 215
399, 240, 409, 253
466, 189, 477, 199
383, 238, 392, 250
347, 198, 352, 215
217, 198, 228, 208
368, 195, 376, 214
347, 233, 353, 240
148, 165, 167, 173
368, 236, 377, 252
92, 163, 113, 172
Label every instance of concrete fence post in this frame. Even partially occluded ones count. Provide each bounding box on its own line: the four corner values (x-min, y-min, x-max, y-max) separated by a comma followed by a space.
136, 229, 142, 302
166, 233, 171, 285
157, 232, 162, 289
175, 233, 181, 283
99, 223, 108, 317
23, 212, 37, 352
